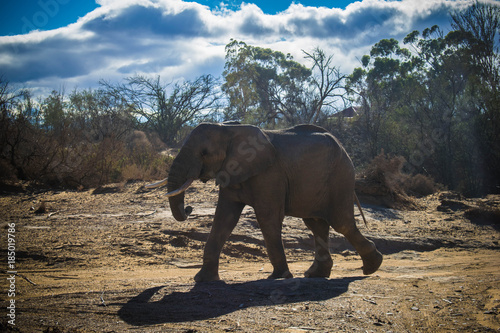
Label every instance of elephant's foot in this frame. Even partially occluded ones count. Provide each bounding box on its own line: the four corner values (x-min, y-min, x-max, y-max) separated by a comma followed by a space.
304, 258, 333, 278
194, 267, 220, 282
361, 249, 383, 275
268, 269, 293, 279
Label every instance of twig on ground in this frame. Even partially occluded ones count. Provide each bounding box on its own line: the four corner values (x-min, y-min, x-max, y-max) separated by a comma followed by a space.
363, 298, 377, 305
1, 270, 37, 286
100, 289, 107, 307
136, 209, 157, 217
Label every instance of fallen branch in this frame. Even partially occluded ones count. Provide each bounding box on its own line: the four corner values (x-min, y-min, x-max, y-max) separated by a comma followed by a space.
100, 289, 107, 307
363, 298, 377, 305
135, 209, 157, 217
48, 211, 59, 217
1, 270, 37, 286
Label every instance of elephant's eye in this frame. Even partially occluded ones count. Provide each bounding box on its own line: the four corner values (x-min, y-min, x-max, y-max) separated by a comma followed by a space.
200, 149, 209, 158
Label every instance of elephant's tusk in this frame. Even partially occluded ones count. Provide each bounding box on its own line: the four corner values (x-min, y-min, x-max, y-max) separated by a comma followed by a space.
145, 177, 169, 189
164, 179, 194, 197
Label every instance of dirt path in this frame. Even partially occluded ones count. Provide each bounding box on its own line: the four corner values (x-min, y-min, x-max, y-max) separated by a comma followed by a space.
1, 181, 499, 332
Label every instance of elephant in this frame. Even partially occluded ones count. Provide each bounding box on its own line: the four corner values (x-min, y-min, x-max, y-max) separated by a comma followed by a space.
147, 123, 383, 282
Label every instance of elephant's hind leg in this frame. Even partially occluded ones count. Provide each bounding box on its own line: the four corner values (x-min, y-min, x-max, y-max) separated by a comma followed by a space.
336, 224, 382, 275
330, 208, 383, 275
303, 218, 333, 278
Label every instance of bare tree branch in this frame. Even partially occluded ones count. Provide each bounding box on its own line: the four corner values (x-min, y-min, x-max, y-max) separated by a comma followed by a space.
303, 48, 348, 124
101, 75, 221, 145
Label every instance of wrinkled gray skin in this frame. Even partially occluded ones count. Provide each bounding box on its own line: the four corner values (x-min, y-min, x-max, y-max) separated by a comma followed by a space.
167, 123, 383, 282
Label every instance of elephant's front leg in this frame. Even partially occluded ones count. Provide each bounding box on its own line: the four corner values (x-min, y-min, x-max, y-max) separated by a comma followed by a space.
255, 209, 293, 279
195, 198, 244, 282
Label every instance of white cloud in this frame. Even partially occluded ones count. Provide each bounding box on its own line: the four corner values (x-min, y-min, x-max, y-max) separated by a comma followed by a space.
0, 0, 477, 96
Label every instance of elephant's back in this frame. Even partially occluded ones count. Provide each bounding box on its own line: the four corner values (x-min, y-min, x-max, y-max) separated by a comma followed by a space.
286, 124, 329, 134
270, 126, 347, 162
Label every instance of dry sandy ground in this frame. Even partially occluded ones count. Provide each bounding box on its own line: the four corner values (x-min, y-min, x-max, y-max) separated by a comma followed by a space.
1, 181, 499, 332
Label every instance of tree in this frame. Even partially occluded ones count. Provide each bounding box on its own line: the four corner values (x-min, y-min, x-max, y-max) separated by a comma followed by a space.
222, 40, 348, 127
102, 74, 221, 145
347, 38, 419, 159
450, 1, 500, 193
41, 90, 66, 132
0, 79, 33, 180
348, 1, 500, 195
68, 88, 134, 142
222, 40, 313, 126
404, 2, 499, 194
450, 1, 499, 83
303, 47, 348, 124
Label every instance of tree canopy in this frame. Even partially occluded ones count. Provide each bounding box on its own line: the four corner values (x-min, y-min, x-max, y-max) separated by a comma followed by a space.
222, 40, 347, 127
347, 1, 499, 195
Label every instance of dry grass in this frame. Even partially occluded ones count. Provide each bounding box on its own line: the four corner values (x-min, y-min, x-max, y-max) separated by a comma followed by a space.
356, 152, 436, 209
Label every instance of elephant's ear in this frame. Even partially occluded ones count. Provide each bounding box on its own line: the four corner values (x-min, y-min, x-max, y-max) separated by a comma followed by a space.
217, 125, 276, 187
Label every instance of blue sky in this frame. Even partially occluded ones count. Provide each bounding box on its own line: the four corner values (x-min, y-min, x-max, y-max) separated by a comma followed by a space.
0, 0, 491, 97
0, 1, 356, 36
0, 1, 99, 36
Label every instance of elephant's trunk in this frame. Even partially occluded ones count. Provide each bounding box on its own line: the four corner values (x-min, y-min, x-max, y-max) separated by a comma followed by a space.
167, 191, 192, 221
167, 148, 201, 221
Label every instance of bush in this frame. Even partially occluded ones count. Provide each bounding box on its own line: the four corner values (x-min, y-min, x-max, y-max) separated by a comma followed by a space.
0, 119, 172, 189
70, 131, 172, 187
360, 152, 408, 195
356, 152, 435, 209
406, 173, 436, 197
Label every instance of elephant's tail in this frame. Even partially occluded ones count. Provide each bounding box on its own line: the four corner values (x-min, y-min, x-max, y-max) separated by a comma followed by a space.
354, 193, 368, 228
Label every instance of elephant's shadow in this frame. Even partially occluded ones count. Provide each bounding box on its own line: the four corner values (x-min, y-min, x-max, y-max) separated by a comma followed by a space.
117, 277, 364, 326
